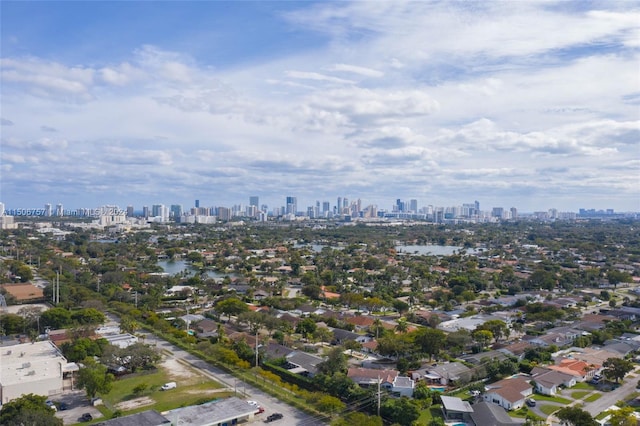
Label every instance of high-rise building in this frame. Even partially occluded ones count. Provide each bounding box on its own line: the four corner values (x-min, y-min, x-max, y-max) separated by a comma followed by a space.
195, 199, 200, 208
170, 204, 183, 219
286, 196, 297, 215
218, 207, 231, 221
322, 201, 330, 213
249, 196, 259, 207
410, 199, 418, 213
44, 204, 52, 216
56, 204, 64, 216
126, 205, 134, 217
0, 202, 4, 216
142, 206, 150, 218
492, 207, 504, 218
337, 197, 342, 214
510, 207, 518, 220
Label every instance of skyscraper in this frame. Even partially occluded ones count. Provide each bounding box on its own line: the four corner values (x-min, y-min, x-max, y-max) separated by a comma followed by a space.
286, 196, 297, 215
45, 203, 52, 216
126, 205, 134, 217
410, 199, 418, 213
56, 204, 63, 216
195, 199, 200, 208
249, 196, 259, 207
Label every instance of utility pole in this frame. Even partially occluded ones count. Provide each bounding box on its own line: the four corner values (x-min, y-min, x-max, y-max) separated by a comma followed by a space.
255, 328, 259, 367
377, 375, 381, 417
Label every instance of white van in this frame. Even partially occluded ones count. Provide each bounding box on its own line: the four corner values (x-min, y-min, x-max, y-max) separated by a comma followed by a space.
161, 382, 177, 390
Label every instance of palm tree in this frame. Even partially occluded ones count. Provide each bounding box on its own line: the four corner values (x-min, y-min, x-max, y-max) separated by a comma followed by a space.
395, 318, 409, 334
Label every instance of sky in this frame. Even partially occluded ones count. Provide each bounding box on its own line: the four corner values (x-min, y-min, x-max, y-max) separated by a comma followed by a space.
1, 1, 639, 213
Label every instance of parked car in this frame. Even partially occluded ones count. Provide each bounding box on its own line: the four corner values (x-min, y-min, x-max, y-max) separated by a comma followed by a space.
58, 402, 68, 411
45, 400, 57, 412
265, 413, 284, 422
79, 413, 93, 422
161, 382, 177, 390
256, 407, 265, 414
526, 398, 536, 407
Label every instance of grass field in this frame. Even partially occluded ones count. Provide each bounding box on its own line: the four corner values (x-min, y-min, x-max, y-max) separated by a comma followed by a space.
418, 404, 444, 424
584, 393, 602, 403
539, 404, 561, 415
573, 382, 597, 390
100, 361, 231, 417
570, 391, 591, 400
531, 394, 572, 404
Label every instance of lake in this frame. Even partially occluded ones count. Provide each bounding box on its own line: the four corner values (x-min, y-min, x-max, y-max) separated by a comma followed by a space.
155, 259, 235, 278
395, 245, 477, 256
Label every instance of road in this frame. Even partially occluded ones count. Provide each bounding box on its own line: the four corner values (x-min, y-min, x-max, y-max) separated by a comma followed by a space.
143, 332, 328, 426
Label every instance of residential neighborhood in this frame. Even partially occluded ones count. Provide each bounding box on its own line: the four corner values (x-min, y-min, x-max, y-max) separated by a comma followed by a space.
1, 217, 640, 426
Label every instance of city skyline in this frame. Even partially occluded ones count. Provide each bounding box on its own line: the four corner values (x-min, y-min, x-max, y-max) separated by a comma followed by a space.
0, 196, 632, 217
1, 2, 639, 212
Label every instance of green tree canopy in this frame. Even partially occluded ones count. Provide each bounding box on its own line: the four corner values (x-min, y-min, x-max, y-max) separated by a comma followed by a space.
0, 393, 63, 426
602, 357, 634, 383
77, 357, 114, 399
215, 297, 249, 321
556, 406, 597, 426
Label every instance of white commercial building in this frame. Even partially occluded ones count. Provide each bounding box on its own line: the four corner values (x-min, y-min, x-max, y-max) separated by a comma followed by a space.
0, 341, 70, 404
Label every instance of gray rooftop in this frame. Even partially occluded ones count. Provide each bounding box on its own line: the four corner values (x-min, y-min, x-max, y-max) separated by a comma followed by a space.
469, 401, 523, 426
440, 396, 473, 413
94, 410, 170, 426
165, 397, 256, 426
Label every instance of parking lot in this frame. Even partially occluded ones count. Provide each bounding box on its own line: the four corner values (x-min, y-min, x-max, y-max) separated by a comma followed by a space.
52, 390, 104, 425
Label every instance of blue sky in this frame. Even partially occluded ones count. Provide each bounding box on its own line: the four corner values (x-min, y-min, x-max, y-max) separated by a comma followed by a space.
1, 1, 639, 213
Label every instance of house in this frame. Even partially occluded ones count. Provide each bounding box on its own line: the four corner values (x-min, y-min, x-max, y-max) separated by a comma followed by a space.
461, 350, 509, 365
347, 367, 414, 397
440, 396, 473, 422
331, 328, 371, 345
483, 376, 533, 410
0, 283, 45, 302
348, 367, 398, 388
469, 401, 522, 426
530, 367, 576, 395
263, 342, 294, 360
413, 362, 472, 386
284, 351, 324, 378
498, 341, 532, 361
548, 358, 601, 381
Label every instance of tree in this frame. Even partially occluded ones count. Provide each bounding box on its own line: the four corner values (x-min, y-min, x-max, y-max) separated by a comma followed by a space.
476, 319, 509, 343
317, 346, 348, 375
40, 307, 72, 329
472, 329, 493, 350
296, 317, 317, 339
77, 357, 114, 399
0, 393, 63, 426
607, 406, 637, 426
331, 412, 382, 426
380, 397, 420, 426
316, 395, 345, 415
556, 406, 597, 426
215, 298, 249, 322
119, 316, 138, 334
602, 357, 634, 383
118, 343, 161, 372
413, 327, 446, 361
395, 318, 409, 333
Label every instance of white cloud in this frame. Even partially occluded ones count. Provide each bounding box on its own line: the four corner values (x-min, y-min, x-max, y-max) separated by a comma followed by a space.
327, 63, 384, 77
1, 1, 638, 211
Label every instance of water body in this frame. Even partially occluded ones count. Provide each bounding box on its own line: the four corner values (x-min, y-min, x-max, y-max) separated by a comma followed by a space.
395, 245, 477, 256
155, 259, 235, 278
293, 243, 344, 252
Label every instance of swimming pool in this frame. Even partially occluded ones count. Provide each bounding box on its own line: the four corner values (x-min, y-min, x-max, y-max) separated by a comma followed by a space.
429, 386, 446, 392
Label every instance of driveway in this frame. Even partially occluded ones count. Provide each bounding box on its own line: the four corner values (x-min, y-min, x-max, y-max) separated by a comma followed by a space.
53, 390, 104, 425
